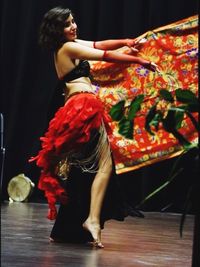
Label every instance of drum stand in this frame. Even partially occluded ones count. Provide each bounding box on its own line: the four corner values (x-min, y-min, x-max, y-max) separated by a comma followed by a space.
0, 113, 5, 202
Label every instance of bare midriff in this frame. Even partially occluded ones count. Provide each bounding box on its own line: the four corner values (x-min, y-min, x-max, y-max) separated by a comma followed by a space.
64, 77, 96, 99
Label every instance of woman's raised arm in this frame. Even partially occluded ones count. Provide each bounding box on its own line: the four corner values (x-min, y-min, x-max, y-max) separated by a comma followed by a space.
63, 41, 158, 72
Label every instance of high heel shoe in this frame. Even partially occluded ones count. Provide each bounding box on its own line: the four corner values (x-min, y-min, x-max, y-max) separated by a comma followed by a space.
83, 221, 104, 248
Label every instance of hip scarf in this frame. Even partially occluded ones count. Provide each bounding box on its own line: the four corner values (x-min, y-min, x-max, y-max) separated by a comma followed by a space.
30, 92, 112, 219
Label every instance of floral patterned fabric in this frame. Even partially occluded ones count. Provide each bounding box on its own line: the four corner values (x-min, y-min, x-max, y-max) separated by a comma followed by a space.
90, 15, 198, 174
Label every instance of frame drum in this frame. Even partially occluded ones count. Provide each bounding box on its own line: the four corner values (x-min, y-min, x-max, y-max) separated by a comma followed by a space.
7, 173, 35, 202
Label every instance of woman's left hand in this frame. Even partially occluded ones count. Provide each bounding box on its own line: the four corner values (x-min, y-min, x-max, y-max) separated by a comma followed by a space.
144, 61, 160, 72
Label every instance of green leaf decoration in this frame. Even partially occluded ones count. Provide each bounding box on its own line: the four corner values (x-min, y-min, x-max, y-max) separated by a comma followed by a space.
145, 104, 158, 135
118, 117, 133, 139
109, 100, 125, 121
162, 110, 191, 146
162, 110, 177, 131
175, 89, 198, 104
169, 107, 199, 132
169, 128, 191, 147
172, 102, 198, 113
159, 89, 174, 102
185, 111, 200, 132
185, 103, 199, 113
150, 113, 163, 131
174, 110, 185, 129
127, 94, 144, 120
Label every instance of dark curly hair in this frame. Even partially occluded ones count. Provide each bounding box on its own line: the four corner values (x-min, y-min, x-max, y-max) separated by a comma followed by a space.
38, 7, 73, 51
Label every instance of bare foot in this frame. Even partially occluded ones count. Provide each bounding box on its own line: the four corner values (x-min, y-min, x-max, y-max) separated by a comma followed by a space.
49, 237, 55, 243
83, 220, 104, 248
49, 237, 63, 243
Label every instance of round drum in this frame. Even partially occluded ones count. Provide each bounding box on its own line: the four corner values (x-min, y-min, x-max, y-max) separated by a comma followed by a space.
7, 173, 35, 202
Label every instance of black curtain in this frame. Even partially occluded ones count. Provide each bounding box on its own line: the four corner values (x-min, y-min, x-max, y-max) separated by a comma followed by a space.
1, 0, 198, 211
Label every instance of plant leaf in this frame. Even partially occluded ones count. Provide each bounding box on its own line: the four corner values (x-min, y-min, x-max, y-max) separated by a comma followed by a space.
127, 94, 144, 120
145, 104, 158, 135
162, 110, 191, 146
185, 110, 200, 132
109, 100, 125, 121
185, 103, 199, 113
118, 117, 133, 139
175, 111, 185, 129
162, 110, 176, 131
159, 89, 174, 102
150, 113, 163, 131
175, 89, 198, 104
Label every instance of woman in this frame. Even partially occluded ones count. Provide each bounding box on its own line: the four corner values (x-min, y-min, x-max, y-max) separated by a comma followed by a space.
31, 6, 158, 248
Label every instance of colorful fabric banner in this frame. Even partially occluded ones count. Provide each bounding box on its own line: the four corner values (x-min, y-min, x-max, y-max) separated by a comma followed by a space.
90, 15, 198, 174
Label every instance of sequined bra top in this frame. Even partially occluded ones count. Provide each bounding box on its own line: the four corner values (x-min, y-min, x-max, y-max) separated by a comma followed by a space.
61, 60, 91, 82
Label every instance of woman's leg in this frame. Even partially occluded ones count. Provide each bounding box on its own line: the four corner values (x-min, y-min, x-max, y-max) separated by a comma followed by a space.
83, 142, 112, 248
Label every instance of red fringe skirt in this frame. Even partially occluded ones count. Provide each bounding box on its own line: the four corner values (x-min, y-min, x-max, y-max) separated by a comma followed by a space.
30, 92, 112, 219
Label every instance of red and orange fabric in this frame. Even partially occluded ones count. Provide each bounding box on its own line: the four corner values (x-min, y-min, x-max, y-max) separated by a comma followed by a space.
90, 15, 198, 174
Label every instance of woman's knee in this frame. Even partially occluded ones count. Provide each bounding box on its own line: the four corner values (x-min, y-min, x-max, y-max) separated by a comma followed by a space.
99, 156, 112, 175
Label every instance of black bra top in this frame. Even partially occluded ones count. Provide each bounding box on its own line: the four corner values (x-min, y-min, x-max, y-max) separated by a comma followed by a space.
61, 60, 91, 82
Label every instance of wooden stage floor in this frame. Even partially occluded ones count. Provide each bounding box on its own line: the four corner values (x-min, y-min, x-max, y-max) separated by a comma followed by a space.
1, 202, 194, 267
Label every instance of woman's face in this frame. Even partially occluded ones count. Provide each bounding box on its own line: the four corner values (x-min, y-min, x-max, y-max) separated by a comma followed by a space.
63, 14, 77, 41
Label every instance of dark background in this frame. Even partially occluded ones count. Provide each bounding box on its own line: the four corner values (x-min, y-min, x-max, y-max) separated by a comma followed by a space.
0, 0, 198, 211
